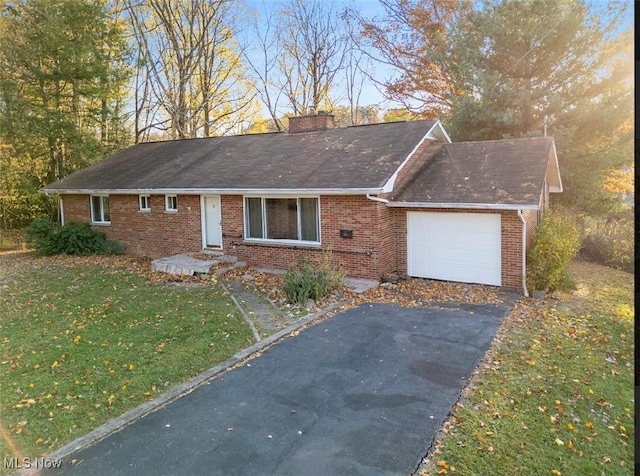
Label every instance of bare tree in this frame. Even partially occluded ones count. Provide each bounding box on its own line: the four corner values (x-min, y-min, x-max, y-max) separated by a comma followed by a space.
242, 6, 286, 131
124, 0, 256, 140
277, 0, 348, 114
243, 0, 357, 128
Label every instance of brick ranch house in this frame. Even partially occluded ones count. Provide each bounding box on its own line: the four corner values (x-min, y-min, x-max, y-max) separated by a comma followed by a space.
43, 114, 562, 294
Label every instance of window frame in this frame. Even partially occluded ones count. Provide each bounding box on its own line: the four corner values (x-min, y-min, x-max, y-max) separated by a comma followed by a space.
165, 194, 178, 212
139, 194, 151, 212
243, 196, 320, 245
90, 195, 111, 225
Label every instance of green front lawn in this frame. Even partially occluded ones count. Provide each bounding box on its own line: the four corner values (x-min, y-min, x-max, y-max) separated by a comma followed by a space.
421, 260, 634, 475
0, 253, 254, 463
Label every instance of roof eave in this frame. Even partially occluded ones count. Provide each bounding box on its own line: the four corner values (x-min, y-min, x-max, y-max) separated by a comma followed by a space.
41, 187, 386, 196
386, 201, 540, 211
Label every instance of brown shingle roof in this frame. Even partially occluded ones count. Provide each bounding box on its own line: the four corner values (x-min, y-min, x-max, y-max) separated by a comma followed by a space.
389, 137, 555, 207
44, 120, 438, 193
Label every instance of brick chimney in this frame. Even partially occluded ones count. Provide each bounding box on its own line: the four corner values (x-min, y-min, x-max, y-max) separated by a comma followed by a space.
288, 111, 335, 133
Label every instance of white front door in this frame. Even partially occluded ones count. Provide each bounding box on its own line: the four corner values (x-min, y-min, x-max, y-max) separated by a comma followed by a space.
203, 196, 222, 248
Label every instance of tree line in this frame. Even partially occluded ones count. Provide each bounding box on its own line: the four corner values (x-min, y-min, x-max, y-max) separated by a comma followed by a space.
0, 0, 633, 229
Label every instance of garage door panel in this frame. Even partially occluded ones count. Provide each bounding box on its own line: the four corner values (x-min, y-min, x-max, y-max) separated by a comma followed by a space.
407, 212, 501, 286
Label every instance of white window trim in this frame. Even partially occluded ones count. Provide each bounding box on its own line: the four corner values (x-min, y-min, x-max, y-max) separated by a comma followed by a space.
90, 195, 111, 225
243, 196, 321, 245
139, 194, 151, 212
165, 194, 178, 212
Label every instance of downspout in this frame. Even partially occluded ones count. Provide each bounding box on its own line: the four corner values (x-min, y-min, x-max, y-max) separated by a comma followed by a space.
366, 193, 389, 204
518, 209, 530, 297
59, 196, 65, 226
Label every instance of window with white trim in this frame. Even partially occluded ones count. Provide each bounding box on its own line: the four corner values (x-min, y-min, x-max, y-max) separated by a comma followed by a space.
165, 194, 177, 212
245, 197, 319, 243
90, 195, 110, 224
139, 194, 151, 212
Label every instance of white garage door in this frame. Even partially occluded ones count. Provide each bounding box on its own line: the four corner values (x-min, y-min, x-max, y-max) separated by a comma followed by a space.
407, 212, 502, 286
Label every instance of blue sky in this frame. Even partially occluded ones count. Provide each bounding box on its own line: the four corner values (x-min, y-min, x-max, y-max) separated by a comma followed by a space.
237, 0, 634, 116
239, 0, 393, 112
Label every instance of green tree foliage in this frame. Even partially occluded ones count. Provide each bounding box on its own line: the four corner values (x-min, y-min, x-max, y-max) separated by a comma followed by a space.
443, 0, 633, 214
357, 0, 466, 116
0, 0, 131, 228
526, 211, 580, 292
365, 0, 632, 215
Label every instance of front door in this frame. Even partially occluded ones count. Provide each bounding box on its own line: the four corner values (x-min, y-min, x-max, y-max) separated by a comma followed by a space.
203, 196, 222, 248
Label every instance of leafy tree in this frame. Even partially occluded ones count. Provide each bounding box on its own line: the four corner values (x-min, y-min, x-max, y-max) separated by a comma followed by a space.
526, 210, 580, 292
382, 108, 421, 123
0, 0, 131, 227
355, 0, 466, 117
443, 0, 633, 214
363, 0, 632, 214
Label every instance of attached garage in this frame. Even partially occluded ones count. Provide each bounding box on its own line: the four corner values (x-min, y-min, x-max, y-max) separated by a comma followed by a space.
407, 212, 502, 286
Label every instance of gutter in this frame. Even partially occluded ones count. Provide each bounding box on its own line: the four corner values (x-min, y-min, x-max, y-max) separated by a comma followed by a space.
386, 201, 539, 211
366, 193, 389, 204
518, 209, 530, 297
40, 187, 386, 196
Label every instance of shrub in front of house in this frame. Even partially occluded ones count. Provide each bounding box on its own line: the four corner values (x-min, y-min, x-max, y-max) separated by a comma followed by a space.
281, 251, 345, 305
24, 217, 59, 255
526, 211, 580, 292
25, 218, 123, 256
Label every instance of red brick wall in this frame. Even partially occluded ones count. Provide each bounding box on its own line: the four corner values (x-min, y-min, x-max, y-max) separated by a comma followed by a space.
222, 195, 391, 280
62, 193, 532, 291
63, 194, 91, 223
390, 207, 525, 291
62, 194, 202, 258
501, 211, 524, 290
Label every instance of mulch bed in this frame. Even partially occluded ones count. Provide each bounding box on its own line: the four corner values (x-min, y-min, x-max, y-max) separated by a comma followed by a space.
222, 264, 512, 315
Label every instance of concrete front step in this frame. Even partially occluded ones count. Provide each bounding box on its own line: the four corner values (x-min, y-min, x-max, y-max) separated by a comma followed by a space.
151, 253, 238, 276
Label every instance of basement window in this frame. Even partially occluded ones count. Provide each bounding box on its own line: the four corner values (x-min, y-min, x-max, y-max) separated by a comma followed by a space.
244, 197, 319, 243
90, 195, 110, 224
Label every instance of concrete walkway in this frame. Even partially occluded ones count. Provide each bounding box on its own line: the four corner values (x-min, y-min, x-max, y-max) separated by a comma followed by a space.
219, 274, 378, 340
221, 279, 299, 340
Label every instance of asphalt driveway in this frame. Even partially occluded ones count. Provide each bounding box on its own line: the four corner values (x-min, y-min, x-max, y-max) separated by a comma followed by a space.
43, 301, 512, 475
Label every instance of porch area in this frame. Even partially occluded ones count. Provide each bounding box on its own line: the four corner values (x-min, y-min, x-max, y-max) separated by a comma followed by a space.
151, 252, 241, 276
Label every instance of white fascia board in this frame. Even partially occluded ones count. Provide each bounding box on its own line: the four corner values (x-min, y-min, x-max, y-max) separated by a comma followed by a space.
386, 201, 540, 211
547, 140, 563, 193
41, 187, 385, 196
381, 120, 453, 194
429, 119, 452, 143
